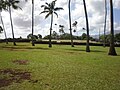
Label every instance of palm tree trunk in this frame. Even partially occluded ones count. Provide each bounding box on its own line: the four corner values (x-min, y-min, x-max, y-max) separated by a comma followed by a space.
49, 13, 53, 47
83, 0, 90, 52
0, 12, 8, 44
103, 0, 107, 47
108, 0, 117, 55
68, 0, 74, 47
32, 0, 35, 46
8, 5, 16, 46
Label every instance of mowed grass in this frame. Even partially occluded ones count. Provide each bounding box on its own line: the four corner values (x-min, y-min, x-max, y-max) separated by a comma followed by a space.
0, 42, 120, 90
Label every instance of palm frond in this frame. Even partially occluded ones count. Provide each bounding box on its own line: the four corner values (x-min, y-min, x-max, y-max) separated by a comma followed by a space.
54, 12, 58, 18
54, 7, 63, 11
13, 0, 20, 4
41, 5, 46, 8
45, 13, 51, 19
45, 2, 50, 7
40, 10, 49, 15
44, 6, 50, 10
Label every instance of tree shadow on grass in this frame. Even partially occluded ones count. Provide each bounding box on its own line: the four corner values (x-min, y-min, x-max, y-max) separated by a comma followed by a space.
2, 46, 49, 51
65, 48, 106, 53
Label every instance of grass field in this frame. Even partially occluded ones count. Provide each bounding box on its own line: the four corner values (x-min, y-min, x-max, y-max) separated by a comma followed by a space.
0, 43, 120, 90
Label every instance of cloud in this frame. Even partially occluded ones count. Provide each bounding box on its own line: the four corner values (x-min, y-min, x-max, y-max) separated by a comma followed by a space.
0, 0, 120, 39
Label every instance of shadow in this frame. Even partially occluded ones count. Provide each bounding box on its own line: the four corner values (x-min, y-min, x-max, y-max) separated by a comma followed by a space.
2, 46, 49, 51
65, 48, 106, 53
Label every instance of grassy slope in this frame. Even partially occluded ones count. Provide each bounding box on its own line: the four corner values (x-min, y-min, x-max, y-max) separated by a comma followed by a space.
0, 43, 120, 90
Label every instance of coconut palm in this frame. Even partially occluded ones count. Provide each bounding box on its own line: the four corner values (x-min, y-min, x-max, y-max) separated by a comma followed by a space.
0, 0, 8, 44
83, 0, 90, 52
40, 0, 63, 47
31, 0, 35, 46
7, 0, 22, 45
68, 0, 74, 47
108, 0, 117, 55
103, 0, 107, 47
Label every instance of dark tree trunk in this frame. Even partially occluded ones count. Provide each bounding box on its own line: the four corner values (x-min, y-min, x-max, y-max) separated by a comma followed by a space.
0, 12, 8, 44
68, 0, 74, 47
108, 0, 117, 55
49, 13, 53, 47
8, 4, 16, 46
103, 0, 107, 47
32, 0, 35, 46
83, 0, 90, 52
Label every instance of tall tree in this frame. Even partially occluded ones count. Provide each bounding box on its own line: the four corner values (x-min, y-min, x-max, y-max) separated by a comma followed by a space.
0, 0, 8, 44
7, 0, 22, 45
31, 0, 35, 46
68, 0, 74, 47
103, 0, 107, 47
108, 0, 117, 55
40, 0, 63, 47
83, 0, 90, 52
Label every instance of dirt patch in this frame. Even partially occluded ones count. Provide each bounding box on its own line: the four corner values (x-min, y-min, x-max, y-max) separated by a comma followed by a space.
0, 69, 31, 88
12, 60, 29, 65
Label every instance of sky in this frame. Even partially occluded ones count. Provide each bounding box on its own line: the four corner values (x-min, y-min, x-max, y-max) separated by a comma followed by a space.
0, 0, 120, 39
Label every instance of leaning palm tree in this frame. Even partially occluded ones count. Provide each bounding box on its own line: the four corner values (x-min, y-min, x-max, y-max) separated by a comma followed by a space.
7, 0, 22, 45
108, 0, 117, 55
103, 0, 107, 47
83, 0, 90, 52
0, 0, 8, 44
40, 0, 63, 47
68, 0, 74, 47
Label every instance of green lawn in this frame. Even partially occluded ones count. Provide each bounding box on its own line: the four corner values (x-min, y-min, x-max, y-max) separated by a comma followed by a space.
0, 43, 120, 90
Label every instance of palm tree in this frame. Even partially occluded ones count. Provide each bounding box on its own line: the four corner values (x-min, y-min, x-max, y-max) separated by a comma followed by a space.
103, 0, 107, 47
68, 0, 74, 47
0, 0, 8, 44
40, 0, 63, 47
31, 0, 35, 46
72, 21, 77, 33
7, 0, 22, 45
83, 0, 90, 52
108, 0, 117, 55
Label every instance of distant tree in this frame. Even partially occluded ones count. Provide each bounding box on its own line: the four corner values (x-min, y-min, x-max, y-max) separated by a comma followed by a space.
59, 25, 64, 37
52, 31, 58, 39
81, 33, 87, 40
72, 21, 77, 33
38, 34, 42, 39
83, 0, 90, 52
40, 0, 63, 47
115, 33, 120, 42
27, 34, 38, 40
108, 0, 117, 55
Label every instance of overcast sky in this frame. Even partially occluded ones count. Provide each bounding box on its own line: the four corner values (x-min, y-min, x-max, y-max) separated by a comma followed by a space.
0, 0, 120, 39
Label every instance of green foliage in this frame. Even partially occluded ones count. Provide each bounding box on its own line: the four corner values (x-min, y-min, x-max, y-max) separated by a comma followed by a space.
115, 33, 120, 42
0, 43, 120, 90
27, 34, 42, 40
